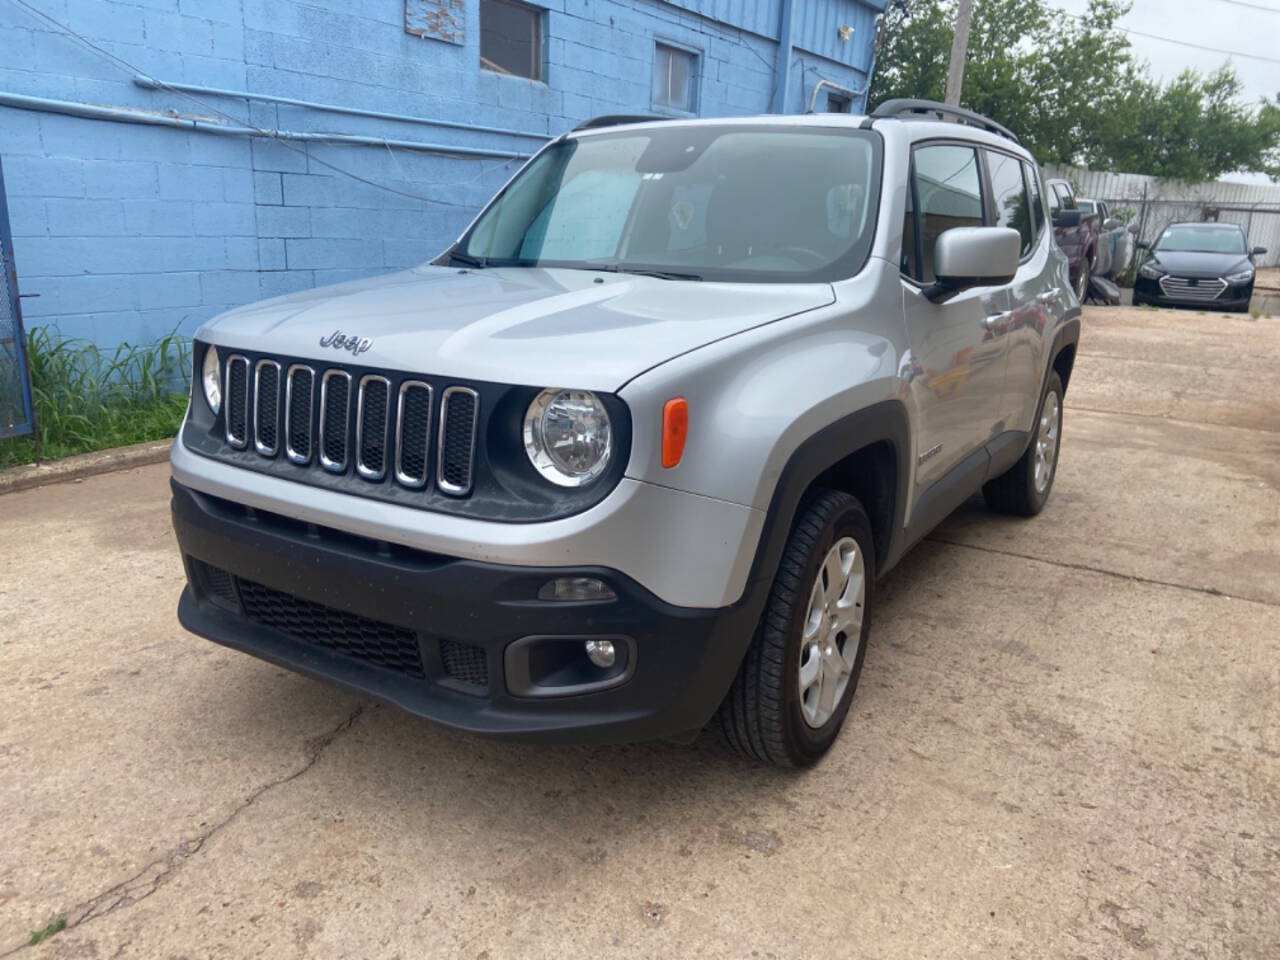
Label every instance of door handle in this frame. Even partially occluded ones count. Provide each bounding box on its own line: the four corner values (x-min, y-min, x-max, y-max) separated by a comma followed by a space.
1037, 290, 1059, 305
983, 311, 1011, 329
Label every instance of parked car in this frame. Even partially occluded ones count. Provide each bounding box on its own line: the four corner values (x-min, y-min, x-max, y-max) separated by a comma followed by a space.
1133, 222, 1266, 313
1045, 178, 1101, 300
1077, 198, 1135, 280
170, 99, 1079, 767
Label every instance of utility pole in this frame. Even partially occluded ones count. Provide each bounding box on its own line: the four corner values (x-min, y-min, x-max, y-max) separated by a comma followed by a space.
944, 0, 974, 106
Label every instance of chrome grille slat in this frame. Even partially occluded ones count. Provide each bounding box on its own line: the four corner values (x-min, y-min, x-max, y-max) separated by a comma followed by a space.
355, 374, 391, 481
1159, 276, 1227, 301
437, 386, 479, 496
318, 369, 352, 473
253, 359, 281, 457
219, 353, 483, 501
224, 355, 250, 449
395, 381, 433, 489
284, 364, 315, 464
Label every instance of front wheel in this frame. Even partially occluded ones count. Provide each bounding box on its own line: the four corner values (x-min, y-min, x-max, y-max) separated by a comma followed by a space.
983, 371, 1064, 516
719, 490, 875, 767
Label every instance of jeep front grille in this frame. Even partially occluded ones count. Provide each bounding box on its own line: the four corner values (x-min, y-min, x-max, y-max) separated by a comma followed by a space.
356, 375, 391, 481
438, 386, 479, 496
285, 365, 314, 464
319, 369, 351, 473
253, 360, 281, 457
1159, 276, 1227, 301
395, 381, 433, 488
221, 353, 481, 497
225, 355, 250, 449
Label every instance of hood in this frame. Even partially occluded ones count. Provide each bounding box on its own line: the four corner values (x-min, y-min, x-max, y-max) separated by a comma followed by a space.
200, 265, 835, 391
1148, 250, 1252, 278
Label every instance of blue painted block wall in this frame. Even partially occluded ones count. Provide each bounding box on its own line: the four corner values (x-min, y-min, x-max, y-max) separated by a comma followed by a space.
0, 0, 884, 349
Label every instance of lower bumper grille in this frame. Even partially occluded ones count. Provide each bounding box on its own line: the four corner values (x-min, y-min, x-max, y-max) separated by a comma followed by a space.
235, 573, 425, 679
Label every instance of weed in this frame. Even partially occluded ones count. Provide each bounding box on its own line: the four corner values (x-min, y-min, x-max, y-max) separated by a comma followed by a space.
1205, 586, 1225, 597
0, 328, 190, 468
29, 916, 66, 945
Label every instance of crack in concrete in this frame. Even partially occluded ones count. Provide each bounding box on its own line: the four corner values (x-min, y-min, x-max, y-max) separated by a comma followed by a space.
0, 705, 366, 957
927, 536, 1280, 609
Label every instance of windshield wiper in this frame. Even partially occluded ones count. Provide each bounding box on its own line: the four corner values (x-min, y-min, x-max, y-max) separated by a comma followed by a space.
578, 262, 703, 281
447, 249, 486, 269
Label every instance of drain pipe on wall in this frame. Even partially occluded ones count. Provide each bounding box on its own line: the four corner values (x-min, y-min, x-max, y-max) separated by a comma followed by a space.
0, 90, 534, 160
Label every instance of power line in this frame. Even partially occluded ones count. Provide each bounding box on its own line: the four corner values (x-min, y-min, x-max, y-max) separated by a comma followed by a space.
1210, 0, 1280, 13
1117, 24, 1280, 64
1055, 2, 1280, 65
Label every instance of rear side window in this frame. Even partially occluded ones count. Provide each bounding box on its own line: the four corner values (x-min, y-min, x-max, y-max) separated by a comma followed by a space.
986, 150, 1033, 256
907, 144, 985, 283
1024, 162, 1046, 238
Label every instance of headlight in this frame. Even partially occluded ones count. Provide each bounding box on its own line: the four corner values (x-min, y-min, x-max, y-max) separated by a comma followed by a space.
201, 346, 221, 414
1139, 262, 1166, 279
523, 388, 612, 487
1225, 268, 1255, 284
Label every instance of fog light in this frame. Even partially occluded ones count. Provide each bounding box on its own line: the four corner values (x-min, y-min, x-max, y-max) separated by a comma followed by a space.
538, 577, 616, 602
584, 639, 616, 669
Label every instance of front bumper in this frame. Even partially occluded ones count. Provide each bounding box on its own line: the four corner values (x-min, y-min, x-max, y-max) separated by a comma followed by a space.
172, 480, 760, 743
1133, 275, 1254, 309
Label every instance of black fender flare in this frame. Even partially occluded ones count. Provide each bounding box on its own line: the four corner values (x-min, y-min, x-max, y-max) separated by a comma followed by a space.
742, 399, 912, 600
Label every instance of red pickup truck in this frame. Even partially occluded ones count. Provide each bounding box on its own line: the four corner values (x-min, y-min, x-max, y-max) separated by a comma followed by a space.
1046, 178, 1101, 301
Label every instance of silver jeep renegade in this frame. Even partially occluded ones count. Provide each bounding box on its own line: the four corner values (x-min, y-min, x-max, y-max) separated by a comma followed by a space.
171, 100, 1080, 767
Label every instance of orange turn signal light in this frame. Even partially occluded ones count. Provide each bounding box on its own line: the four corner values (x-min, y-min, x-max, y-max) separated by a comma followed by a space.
662, 397, 688, 469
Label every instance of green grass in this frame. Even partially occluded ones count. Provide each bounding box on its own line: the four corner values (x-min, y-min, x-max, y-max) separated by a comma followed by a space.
29, 916, 66, 945
0, 328, 190, 469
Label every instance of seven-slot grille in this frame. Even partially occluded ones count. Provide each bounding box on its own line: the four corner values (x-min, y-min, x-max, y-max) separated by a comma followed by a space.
232, 354, 479, 495
1159, 276, 1227, 302
225, 355, 250, 448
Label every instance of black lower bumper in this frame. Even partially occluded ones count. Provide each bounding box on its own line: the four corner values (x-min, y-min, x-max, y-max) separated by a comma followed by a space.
171, 480, 758, 744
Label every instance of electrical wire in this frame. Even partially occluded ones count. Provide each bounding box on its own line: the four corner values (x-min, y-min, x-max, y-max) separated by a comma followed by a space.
1054, 1, 1280, 65
6, 0, 524, 204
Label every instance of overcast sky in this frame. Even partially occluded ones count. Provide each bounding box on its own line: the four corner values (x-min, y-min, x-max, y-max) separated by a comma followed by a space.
1053, 0, 1280, 182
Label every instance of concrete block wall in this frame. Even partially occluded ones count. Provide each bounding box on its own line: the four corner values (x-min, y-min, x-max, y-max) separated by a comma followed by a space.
0, 0, 881, 349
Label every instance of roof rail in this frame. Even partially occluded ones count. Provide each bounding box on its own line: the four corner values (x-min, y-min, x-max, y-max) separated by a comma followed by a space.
573, 114, 669, 132
865, 98, 1019, 144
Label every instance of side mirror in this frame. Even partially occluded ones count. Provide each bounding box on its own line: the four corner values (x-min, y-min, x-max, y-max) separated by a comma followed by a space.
1128, 224, 1140, 236
1053, 209, 1081, 229
1252, 246, 1268, 257
1103, 217, 1121, 231
923, 227, 1021, 303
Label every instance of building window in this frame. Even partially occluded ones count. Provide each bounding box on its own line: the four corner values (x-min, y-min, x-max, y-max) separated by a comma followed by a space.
480, 0, 542, 81
653, 43, 697, 113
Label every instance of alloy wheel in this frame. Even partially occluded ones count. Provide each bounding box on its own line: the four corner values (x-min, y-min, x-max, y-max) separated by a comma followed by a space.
797, 537, 866, 728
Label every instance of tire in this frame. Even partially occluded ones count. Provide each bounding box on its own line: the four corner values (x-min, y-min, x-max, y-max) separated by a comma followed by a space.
1074, 255, 1091, 303
719, 490, 875, 767
983, 371, 1064, 516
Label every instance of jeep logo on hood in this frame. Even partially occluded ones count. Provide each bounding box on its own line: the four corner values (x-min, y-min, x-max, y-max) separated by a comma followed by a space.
319, 330, 372, 356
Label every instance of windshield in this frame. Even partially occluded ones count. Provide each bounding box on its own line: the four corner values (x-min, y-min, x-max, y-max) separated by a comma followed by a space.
457, 125, 882, 282
1155, 225, 1246, 255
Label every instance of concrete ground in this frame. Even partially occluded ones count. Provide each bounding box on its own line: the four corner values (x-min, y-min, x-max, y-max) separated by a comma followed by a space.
1, 304, 1278, 959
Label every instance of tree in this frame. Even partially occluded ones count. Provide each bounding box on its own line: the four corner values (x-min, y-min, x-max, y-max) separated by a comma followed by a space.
869, 0, 1280, 181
